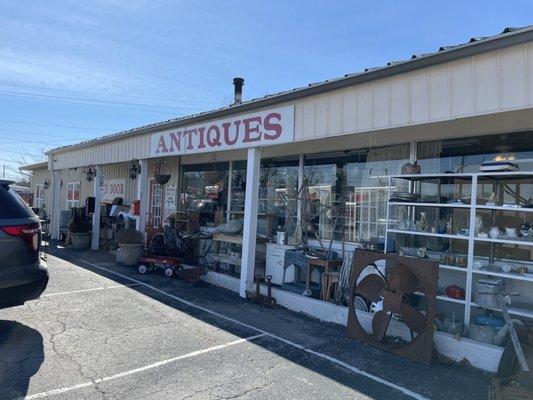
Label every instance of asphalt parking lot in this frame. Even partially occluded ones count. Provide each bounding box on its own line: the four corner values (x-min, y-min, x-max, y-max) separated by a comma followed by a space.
0, 248, 491, 400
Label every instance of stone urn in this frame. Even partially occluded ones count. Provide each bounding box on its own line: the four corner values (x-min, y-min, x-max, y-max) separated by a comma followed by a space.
70, 232, 91, 250
118, 243, 145, 266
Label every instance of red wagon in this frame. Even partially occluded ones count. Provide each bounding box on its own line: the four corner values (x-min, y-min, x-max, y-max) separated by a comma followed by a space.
137, 254, 183, 278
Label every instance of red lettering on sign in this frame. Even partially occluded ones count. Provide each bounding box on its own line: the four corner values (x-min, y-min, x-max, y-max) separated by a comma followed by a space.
263, 113, 282, 140
207, 125, 221, 147
184, 128, 197, 150
197, 127, 206, 149
242, 116, 262, 143
222, 122, 238, 145
169, 131, 181, 152
155, 135, 168, 153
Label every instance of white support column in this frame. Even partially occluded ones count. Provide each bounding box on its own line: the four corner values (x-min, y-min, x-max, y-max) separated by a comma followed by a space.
239, 147, 261, 298
409, 140, 417, 163
226, 160, 233, 222
136, 159, 149, 233
50, 170, 61, 240
296, 154, 304, 228
91, 165, 102, 250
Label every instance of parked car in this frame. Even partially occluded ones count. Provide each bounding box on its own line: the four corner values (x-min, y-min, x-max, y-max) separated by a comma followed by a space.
0, 179, 48, 308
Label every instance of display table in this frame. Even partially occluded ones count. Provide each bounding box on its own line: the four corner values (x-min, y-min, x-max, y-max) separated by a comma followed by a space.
283, 249, 342, 297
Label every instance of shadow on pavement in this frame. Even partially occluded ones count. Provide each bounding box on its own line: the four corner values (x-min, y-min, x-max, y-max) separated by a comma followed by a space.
48, 245, 491, 400
0, 320, 44, 399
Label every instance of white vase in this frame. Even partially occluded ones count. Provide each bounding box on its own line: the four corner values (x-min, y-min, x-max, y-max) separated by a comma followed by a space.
489, 227, 500, 239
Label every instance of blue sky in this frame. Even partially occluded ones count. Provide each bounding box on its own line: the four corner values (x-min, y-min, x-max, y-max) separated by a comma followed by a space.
0, 0, 531, 180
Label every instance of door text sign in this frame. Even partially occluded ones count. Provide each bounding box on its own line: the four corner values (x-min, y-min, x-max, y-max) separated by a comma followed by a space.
101, 179, 126, 202
150, 106, 294, 157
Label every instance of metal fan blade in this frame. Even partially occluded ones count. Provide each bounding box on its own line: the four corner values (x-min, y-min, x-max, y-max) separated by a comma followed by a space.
400, 303, 427, 333
387, 264, 420, 294
356, 274, 385, 302
372, 310, 392, 341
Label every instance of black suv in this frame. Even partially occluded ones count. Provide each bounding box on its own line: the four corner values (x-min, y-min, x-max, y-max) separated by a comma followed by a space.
0, 179, 48, 308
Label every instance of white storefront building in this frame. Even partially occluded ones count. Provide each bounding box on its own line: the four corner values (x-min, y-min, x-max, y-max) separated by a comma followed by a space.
25, 27, 533, 371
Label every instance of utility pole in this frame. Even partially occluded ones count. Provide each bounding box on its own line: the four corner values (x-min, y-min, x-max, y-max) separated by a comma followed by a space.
2, 164, 4, 178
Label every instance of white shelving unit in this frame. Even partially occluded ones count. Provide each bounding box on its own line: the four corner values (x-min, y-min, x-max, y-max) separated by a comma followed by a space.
383, 171, 533, 327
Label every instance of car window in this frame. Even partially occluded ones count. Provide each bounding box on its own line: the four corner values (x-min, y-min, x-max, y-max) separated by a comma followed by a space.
0, 183, 35, 219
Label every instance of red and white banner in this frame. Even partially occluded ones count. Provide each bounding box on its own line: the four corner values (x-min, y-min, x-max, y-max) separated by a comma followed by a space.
150, 106, 294, 157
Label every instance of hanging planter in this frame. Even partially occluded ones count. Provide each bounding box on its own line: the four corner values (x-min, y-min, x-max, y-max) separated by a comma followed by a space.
129, 159, 141, 180
86, 165, 97, 182
154, 160, 171, 185
201, 154, 225, 186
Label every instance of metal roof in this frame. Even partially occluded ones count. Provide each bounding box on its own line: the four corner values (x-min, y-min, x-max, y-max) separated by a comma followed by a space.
19, 161, 48, 171
48, 26, 533, 156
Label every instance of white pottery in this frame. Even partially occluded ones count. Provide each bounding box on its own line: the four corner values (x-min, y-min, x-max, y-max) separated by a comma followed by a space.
500, 264, 512, 273
505, 227, 517, 238
489, 227, 500, 239
475, 215, 483, 234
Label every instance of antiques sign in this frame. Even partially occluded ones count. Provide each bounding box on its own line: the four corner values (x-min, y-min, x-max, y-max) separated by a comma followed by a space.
150, 106, 294, 157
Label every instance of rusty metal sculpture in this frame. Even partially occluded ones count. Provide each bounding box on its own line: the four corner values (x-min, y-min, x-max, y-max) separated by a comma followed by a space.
346, 250, 438, 364
247, 275, 277, 307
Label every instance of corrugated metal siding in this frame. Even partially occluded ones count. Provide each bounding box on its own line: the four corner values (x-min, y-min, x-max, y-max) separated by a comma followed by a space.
52, 42, 533, 170
102, 163, 137, 203
291, 43, 532, 139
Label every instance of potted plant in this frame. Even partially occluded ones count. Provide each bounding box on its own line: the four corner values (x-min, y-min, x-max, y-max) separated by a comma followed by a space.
68, 207, 92, 250
116, 228, 145, 266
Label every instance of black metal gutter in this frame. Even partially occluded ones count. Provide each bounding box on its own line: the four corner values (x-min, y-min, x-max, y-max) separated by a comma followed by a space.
48, 26, 533, 155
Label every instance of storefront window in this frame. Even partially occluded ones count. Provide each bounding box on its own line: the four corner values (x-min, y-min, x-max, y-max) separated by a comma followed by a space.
180, 162, 229, 227
417, 132, 533, 204
66, 182, 80, 209
304, 144, 410, 244
230, 157, 299, 237
260, 157, 299, 237
417, 132, 533, 174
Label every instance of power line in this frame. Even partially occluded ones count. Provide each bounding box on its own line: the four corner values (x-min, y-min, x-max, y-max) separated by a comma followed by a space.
0, 81, 219, 106
0, 91, 189, 115
0, 148, 50, 157
0, 118, 115, 132
0, 135, 83, 145
0, 127, 92, 141
0, 91, 180, 115
0, 90, 210, 111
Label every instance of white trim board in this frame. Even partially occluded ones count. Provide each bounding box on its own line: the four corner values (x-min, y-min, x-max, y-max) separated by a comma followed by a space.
201, 271, 503, 372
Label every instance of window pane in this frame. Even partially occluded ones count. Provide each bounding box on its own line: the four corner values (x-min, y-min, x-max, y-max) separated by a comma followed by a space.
230, 158, 299, 237
181, 162, 229, 227
304, 144, 409, 244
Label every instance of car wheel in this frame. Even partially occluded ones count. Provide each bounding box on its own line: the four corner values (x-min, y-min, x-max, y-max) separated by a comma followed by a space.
164, 267, 173, 278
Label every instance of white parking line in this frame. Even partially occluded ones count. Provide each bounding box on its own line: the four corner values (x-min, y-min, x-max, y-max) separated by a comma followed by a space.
74, 259, 429, 400
42, 283, 140, 297
24, 333, 266, 399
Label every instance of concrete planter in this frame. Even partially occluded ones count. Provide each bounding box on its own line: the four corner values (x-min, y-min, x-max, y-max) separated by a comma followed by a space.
70, 232, 91, 250
119, 243, 145, 266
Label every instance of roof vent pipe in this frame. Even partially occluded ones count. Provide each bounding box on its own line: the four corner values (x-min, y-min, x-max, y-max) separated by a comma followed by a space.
232, 77, 244, 105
